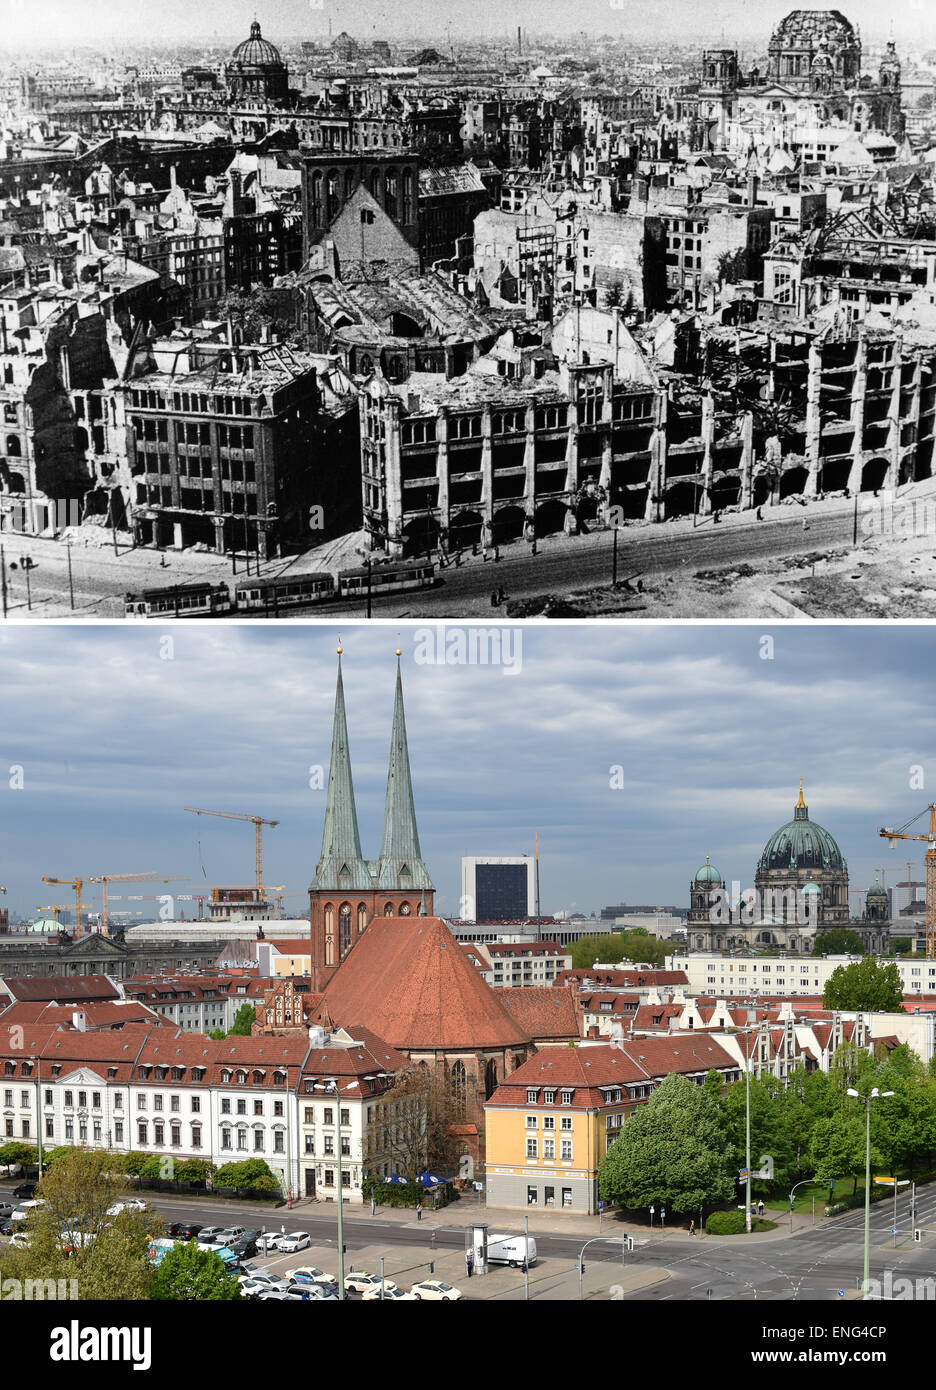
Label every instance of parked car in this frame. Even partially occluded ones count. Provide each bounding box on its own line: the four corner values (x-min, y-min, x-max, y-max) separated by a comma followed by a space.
214, 1226, 246, 1245
287, 1281, 336, 1301
171, 1222, 203, 1241
107, 1199, 147, 1217
344, 1271, 397, 1295
410, 1279, 463, 1301
241, 1276, 290, 1300
362, 1285, 417, 1302
286, 1266, 336, 1286
277, 1231, 311, 1254
195, 1226, 226, 1246
11, 1200, 43, 1222
0, 1203, 15, 1220
0, 1220, 14, 1236
229, 1237, 259, 1259
12, 1182, 36, 1200
255, 1233, 282, 1253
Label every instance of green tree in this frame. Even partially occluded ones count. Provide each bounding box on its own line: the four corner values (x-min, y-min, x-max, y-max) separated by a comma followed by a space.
0, 1141, 37, 1166
228, 1004, 257, 1036
173, 1158, 213, 1185
0, 1148, 161, 1299
808, 1108, 872, 1195
150, 1241, 243, 1300
570, 935, 628, 968
812, 928, 867, 956
718, 1073, 796, 1188
211, 1158, 280, 1192
598, 1073, 736, 1214
619, 931, 667, 967
823, 957, 904, 1012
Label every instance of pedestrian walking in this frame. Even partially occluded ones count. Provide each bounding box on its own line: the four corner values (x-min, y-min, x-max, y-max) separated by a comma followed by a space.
416, 1201, 423, 1222
756, 506, 763, 521
758, 1200, 765, 1218
490, 588, 499, 608
688, 1219, 695, 1237
466, 1249, 474, 1279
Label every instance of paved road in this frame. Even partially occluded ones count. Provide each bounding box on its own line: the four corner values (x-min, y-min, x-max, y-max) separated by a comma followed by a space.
6, 1178, 931, 1299
3, 481, 925, 621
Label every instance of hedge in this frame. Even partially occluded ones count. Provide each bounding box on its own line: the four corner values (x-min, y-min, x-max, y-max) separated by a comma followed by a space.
706, 1210, 778, 1234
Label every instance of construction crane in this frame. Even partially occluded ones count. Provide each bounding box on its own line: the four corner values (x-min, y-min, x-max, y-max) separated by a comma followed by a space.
879, 805, 936, 958
896, 859, 926, 916
41, 877, 86, 938
184, 808, 279, 897
261, 887, 308, 918
88, 873, 190, 933
36, 904, 92, 926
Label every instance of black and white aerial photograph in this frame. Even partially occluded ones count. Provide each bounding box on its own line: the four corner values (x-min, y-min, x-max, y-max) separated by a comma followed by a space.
0, 0, 934, 1369
0, 0, 933, 619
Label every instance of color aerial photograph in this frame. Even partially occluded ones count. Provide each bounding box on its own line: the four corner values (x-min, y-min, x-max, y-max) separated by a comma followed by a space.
0, 0, 934, 1370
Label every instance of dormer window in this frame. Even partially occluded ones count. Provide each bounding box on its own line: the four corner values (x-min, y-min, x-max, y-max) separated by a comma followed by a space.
544, 1089, 556, 1104
273, 1071, 286, 1085
236, 1070, 247, 1084
526, 1089, 539, 1104
560, 1090, 573, 1105
221, 1070, 232, 1084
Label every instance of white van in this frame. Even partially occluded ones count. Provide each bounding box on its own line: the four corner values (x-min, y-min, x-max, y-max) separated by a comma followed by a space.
10, 1199, 43, 1222
486, 1233, 538, 1268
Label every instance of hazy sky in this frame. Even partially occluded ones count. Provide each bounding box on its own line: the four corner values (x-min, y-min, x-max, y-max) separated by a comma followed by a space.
0, 622, 932, 926
0, 0, 928, 50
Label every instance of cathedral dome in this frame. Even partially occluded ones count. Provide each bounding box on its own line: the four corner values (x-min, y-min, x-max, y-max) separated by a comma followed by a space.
771, 9, 857, 50
694, 855, 722, 886
757, 784, 846, 873
866, 875, 887, 900
232, 21, 283, 68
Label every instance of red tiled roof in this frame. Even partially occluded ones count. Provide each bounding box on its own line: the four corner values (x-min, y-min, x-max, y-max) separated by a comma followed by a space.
498, 987, 579, 1039
1, 974, 121, 1003
315, 917, 530, 1050
487, 1034, 738, 1108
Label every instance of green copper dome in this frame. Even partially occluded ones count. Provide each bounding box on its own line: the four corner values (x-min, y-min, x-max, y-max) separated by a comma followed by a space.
695, 855, 722, 886
866, 876, 887, 899
757, 784, 846, 874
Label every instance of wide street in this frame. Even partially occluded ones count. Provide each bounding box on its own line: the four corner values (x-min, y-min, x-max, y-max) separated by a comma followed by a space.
3, 478, 930, 620
7, 1178, 933, 1300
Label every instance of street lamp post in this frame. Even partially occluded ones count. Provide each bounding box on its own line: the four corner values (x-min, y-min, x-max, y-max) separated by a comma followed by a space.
847, 1086, 894, 1298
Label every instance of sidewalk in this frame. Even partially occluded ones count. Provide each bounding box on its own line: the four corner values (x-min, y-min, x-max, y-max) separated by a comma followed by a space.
291, 1195, 818, 1245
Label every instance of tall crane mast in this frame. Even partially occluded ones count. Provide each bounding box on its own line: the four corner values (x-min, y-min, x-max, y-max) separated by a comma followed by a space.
184, 808, 279, 897
88, 873, 189, 933
879, 804, 936, 959
41, 877, 86, 938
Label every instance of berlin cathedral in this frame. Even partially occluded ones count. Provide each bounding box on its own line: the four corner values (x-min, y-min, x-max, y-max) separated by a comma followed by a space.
698, 9, 903, 153
687, 782, 890, 954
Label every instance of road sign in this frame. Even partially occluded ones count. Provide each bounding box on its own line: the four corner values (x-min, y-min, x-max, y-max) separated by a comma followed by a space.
598, 1201, 604, 1212
739, 1168, 750, 1179
837, 1289, 845, 1298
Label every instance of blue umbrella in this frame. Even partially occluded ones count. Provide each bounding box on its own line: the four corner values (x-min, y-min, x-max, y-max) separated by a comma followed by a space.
381, 1174, 409, 1185
419, 1173, 447, 1187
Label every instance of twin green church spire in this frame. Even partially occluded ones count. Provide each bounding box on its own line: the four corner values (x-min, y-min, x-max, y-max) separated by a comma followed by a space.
312, 640, 434, 894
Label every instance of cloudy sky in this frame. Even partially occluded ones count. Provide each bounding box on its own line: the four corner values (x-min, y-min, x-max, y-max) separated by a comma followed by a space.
0, 622, 932, 927
1, 1, 928, 50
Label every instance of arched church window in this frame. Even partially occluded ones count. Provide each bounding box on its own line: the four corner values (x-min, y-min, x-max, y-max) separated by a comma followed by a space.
339, 903, 352, 955
451, 1060, 467, 1117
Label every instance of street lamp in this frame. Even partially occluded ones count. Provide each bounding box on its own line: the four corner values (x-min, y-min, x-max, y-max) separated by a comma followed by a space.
317, 1080, 347, 1300
846, 1086, 894, 1299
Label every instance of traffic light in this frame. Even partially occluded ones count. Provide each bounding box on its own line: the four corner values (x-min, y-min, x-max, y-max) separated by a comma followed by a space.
914, 1229, 923, 1243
